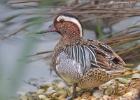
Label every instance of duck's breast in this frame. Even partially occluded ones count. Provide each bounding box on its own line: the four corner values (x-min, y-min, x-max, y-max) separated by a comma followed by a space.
56, 51, 83, 85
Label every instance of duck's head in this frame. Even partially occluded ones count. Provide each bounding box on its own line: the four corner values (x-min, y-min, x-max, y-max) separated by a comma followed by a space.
47, 13, 83, 40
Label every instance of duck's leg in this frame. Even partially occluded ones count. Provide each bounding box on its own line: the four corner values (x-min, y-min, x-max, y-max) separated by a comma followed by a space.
66, 83, 77, 100
72, 83, 77, 98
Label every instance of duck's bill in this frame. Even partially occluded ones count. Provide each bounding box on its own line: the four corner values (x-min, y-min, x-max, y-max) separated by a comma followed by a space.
46, 24, 56, 33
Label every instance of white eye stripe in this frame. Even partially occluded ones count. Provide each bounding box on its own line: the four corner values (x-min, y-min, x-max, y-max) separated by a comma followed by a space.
57, 15, 83, 37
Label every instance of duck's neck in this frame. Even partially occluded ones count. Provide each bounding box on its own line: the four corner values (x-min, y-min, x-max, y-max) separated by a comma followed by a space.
60, 34, 82, 45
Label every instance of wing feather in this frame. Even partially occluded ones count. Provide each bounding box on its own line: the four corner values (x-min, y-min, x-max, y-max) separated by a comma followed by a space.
64, 44, 98, 74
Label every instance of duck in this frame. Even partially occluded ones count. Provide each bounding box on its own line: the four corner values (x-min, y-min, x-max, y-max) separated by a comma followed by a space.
46, 13, 140, 98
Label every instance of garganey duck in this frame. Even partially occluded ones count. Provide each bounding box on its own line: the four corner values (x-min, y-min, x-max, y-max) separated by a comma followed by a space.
46, 13, 139, 98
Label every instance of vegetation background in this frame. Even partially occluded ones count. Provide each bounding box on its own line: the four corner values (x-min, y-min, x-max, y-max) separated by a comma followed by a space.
0, 0, 140, 100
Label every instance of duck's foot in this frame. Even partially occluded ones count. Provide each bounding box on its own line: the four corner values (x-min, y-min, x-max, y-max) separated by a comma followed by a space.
66, 93, 77, 100
66, 96, 73, 100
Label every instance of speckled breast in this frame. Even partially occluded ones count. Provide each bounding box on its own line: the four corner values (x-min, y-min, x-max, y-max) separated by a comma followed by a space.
78, 68, 113, 89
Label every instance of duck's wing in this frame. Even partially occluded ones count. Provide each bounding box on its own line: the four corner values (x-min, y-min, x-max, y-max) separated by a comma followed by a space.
86, 40, 126, 71
63, 44, 97, 74
62, 40, 125, 73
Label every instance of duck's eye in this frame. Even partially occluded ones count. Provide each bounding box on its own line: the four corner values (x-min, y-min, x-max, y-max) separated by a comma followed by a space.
59, 19, 64, 23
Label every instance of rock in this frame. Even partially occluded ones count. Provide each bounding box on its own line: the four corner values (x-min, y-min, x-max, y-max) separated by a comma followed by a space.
119, 89, 140, 100
37, 89, 45, 94
58, 95, 66, 100
101, 95, 115, 100
45, 87, 56, 95
38, 95, 47, 100
51, 92, 60, 98
57, 81, 66, 89
46, 86, 54, 92
19, 77, 140, 100
39, 84, 50, 90
93, 90, 103, 98
19, 95, 28, 100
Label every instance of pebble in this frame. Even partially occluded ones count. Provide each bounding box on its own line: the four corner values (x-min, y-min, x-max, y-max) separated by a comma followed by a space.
58, 95, 66, 100
57, 81, 66, 89
19, 78, 140, 100
93, 90, 103, 98
45, 89, 56, 95
37, 89, 45, 94
19, 95, 28, 100
39, 84, 50, 90
38, 95, 47, 100
46, 87, 54, 92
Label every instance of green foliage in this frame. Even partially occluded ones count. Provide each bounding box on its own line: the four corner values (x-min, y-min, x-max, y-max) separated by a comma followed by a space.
95, 23, 104, 40
0, 36, 38, 100
0, 10, 44, 100
40, 0, 66, 6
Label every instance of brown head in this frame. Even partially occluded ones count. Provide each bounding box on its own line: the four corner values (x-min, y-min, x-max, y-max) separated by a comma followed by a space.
47, 14, 83, 43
